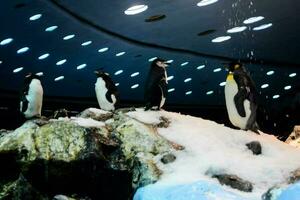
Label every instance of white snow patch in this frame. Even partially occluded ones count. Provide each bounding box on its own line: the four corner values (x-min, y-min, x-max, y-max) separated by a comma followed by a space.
87, 107, 110, 115
70, 117, 105, 128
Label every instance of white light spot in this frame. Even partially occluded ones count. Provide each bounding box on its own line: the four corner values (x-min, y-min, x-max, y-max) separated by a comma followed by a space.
76, 64, 87, 70
54, 76, 64, 81
116, 52, 126, 56
63, 34, 75, 40
131, 72, 139, 77
213, 68, 222, 72
284, 85, 291, 90
114, 70, 123, 75
166, 60, 174, 64
124, 5, 148, 15
0, 61, 2, 64
253, 23, 273, 31
272, 94, 280, 99
289, 73, 297, 77
243, 16, 264, 24
184, 78, 192, 83
17, 47, 29, 54
219, 82, 226, 86
131, 84, 139, 89
197, 0, 218, 7
45, 26, 58, 32
56, 59, 67, 66
266, 70, 274, 75
168, 88, 175, 93
115, 83, 120, 86
181, 62, 189, 66
38, 53, 50, 60
185, 91, 192, 95
0, 38, 13, 46
36, 72, 43, 76
227, 26, 247, 33
98, 47, 109, 53
206, 90, 214, 95
148, 57, 157, 62
261, 84, 269, 89
167, 76, 174, 81
212, 36, 231, 43
29, 14, 42, 21
13, 67, 23, 73
81, 41, 92, 46
197, 65, 205, 70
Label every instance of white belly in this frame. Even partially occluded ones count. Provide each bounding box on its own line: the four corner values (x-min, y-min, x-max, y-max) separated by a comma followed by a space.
95, 78, 116, 111
225, 79, 251, 129
24, 79, 43, 118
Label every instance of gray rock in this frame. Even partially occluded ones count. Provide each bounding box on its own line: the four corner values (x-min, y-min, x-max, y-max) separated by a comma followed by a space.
212, 174, 253, 192
77, 108, 113, 122
289, 168, 300, 184
161, 153, 176, 164
246, 141, 262, 155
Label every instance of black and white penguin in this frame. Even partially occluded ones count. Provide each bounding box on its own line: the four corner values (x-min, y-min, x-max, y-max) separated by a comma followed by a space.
224, 62, 259, 133
20, 73, 43, 119
144, 58, 169, 111
94, 70, 119, 111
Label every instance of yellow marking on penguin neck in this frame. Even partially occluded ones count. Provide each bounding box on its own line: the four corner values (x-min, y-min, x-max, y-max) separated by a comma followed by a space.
226, 73, 234, 81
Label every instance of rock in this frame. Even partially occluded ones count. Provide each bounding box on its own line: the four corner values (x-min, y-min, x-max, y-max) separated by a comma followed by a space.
156, 117, 171, 128
246, 141, 262, 155
211, 174, 253, 192
78, 108, 113, 122
161, 153, 176, 164
262, 186, 283, 200
52, 109, 69, 119
286, 125, 300, 147
289, 168, 300, 184
53, 194, 76, 200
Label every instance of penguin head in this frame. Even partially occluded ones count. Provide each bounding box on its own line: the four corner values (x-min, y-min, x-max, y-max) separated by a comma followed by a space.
152, 58, 169, 69
94, 70, 110, 78
224, 61, 243, 73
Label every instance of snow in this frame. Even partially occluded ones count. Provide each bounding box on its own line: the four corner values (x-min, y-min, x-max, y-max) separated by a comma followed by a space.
70, 117, 105, 128
128, 109, 300, 200
87, 107, 110, 115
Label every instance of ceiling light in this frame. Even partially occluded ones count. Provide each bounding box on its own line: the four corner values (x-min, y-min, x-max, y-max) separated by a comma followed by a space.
114, 70, 123, 75
81, 41, 92, 46
213, 68, 222, 72
266, 70, 274, 75
197, 0, 218, 7
219, 82, 226, 86
197, 65, 205, 70
54, 76, 64, 81
261, 84, 269, 89
38, 53, 50, 60
289, 73, 297, 77
63, 34, 75, 40
184, 78, 192, 83
131, 72, 139, 77
76, 64, 87, 70
116, 52, 126, 56
148, 57, 157, 62
243, 16, 264, 24
206, 90, 214, 95
98, 47, 109, 53
227, 26, 247, 33
13, 67, 23, 73
36, 72, 43, 76
115, 83, 120, 86
167, 76, 174, 81
17, 47, 29, 54
56, 59, 67, 66
185, 91, 192, 95
131, 84, 139, 89
253, 23, 272, 31
0, 61, 2, 64
29, 14, 42, 21
124, 5, 148, 15
168, 88, 175, 93
0, 38, 13, 46
45, 26, 58, 32
212, 36, 231, 43
284, 85, 291, 90
181, 62, 189, 66
272, 94, 280, 99
166, 60, 174, 64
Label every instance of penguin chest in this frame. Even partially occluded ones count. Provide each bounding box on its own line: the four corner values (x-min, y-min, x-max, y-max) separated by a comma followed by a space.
95, 78, 115, 111
225, 79, 251, 129
24, 79, 43, 118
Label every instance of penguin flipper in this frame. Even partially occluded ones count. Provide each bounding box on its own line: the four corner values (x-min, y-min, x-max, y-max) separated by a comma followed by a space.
20, 96, 29, 113
234, 89, 247, 117
105, 91, 114, 103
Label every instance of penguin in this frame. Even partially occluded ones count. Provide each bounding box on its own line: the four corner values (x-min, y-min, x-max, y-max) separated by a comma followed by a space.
224, 62, 259, 133
144, 58, 169, 111
20, 73, 43, 119
94, 70, 119, 111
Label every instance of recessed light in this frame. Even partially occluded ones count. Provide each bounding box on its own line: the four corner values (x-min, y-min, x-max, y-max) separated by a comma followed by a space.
124, 5, 148, 15
63, 34, 75, 40
213, 68, 222, 72
197, 65, 205, 70
197, 0, 218, 7
184, 78, 192, 83
45, 26, 58, 32
115, 83, 120, 86
76, 64, 87, 70
0, 38, 13, 46
29, 14, 42, 21
206, 90, 214, 95
148, 57, 157, 62
272, 94, 280, 99
227, 26, 247, 33
284, 85, 291, 90
212, 36, 231, 43
243, 16, 264, 24
38, 53, 50, 60
0, 61, 2, 64
289, 73, 297, 77
116, 52, 126, 56
13, 67, 23, 73
266, 70, 274, 75
81, 41, 92, 46
36, 72, 43, 76
219, 82, 226, 86
17, 47, 29, 54
56, 59, 67, 66
98, 47, 109, 53
54, 76, 64, 81
168, 88, 175, 93
145, 14, 166, 22
181, 62, 189, 66
166, 60, 174, 64
131, 72, 139, 77
261, 84, 269, 89
131, 84, 139, 89
114, 70, 123, 75
185, 91, 192, 95
253, 23, 272, 31
167, 76, 174, 81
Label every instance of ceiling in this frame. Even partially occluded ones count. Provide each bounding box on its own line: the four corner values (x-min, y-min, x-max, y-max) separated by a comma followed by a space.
0, 0, 299, 108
